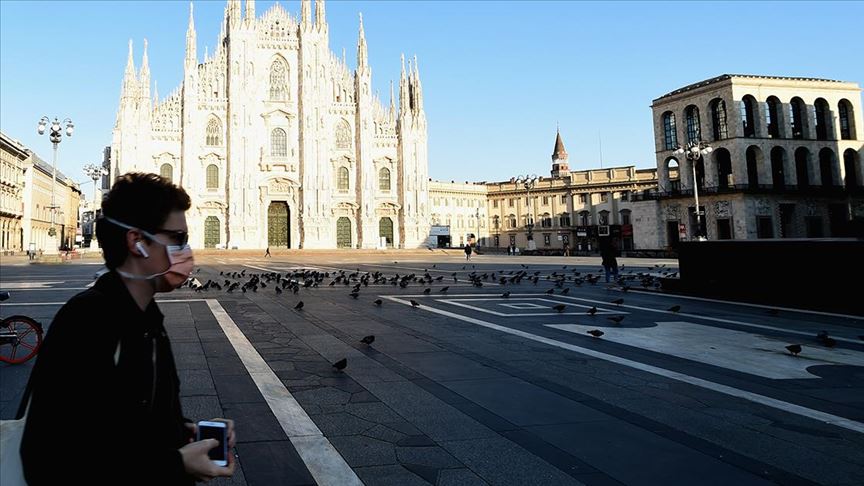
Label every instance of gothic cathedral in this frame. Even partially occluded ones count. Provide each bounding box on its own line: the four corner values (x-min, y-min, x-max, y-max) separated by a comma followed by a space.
111, 0, 430, 249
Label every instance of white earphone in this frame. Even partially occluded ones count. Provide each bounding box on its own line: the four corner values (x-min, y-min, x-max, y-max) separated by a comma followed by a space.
135, 241, 150, 258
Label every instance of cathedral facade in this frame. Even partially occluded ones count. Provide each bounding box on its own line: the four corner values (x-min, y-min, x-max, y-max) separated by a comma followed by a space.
112, 0, 430, 249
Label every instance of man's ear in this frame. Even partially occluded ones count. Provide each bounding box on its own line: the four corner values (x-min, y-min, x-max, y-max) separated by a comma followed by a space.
126, 230, 147, 258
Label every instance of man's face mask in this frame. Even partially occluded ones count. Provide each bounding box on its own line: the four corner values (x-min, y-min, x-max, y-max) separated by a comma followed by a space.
102, 216, 194, 289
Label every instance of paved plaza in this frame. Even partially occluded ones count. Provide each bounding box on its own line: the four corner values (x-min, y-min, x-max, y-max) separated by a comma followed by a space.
1, 252, 863, 485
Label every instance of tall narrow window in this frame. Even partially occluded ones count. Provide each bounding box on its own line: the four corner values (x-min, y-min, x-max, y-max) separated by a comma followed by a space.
770, 147, 786, 189
766, 97, 781, 138
710, 99, 728, 141
839, 99, 855, 140
206, 118, 222, 146
160, 163, 173, 182
814, 98, 830, 141
206, 164, 219, 189
379, 167, 391, 191
269, 58, 288, 100
790, 97, 806, 140
819, 148, 836, 186
662, 111, 677, 150
270, 128, 287, 157
746, 146, 761, 188
335, 120, 351, 149
337, 166, 349, 191
740, 96, 757, 138
685, 105, 701, 142
795, 148, 810, 188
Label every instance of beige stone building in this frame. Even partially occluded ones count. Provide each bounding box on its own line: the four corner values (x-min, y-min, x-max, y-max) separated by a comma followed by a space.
633, 74, 863, 249
20, 150, 82, 253
428, 180, 489, 248
0, 132, 28, 252
429, 131, 660, 252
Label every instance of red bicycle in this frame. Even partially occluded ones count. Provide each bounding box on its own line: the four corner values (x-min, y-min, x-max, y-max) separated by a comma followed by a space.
0, 291, 43, 364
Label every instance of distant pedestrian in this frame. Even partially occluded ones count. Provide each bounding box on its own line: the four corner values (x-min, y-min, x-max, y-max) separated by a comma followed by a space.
563, 243, 570, 257
464, 243, 473, 261
600, 237, 619, 283
19, 173, 236, 485
264, 246, 271, 258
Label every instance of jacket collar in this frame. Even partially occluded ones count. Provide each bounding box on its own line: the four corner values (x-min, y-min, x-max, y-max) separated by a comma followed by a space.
93, 270, 163, 324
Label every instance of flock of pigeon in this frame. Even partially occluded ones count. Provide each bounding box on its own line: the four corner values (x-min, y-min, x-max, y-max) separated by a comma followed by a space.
182, 263, 845, 370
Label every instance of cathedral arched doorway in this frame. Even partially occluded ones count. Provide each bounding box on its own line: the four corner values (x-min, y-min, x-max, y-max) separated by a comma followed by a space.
204, 216, 221, 248
268, 202, 290, 248
379, 217, 394, 248
336, 217, 352, 248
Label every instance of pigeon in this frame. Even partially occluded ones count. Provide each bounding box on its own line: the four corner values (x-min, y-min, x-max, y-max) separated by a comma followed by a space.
821, 337, 837, 348
611, 298, 624, 305
439, 286, 449, 293
423, 288, 431, 295
501, 291, 511, 298
332, 358, 347, 371
275, 286, 282, 294
410, 300, 420, 308
545, 288, 555, 295
374, 299, 383, 306
294, 301, 304, 310
587, 329, 605, 338
607, 315, 625, 324
667, 305, 681, 313
360, 335, 375, 345
561, 288, 570, 295
349, 292, 359, 299
553, 304, 566, 312
785, 344, 802, 356
587, 306, 598, 316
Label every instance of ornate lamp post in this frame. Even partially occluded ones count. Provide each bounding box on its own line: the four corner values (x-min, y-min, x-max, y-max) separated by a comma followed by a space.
37, 116, 74, 254
83, 163, 108, 248
674, 141, 713, 241
515, 174, 539, 250
475, 207, 481, 248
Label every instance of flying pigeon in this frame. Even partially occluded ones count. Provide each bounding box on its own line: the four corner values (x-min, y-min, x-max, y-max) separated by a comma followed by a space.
360, 335, 375, 345
587, 329, 605, 338
785, 344, 802, 356
294, 301, 304, 310
332, 358, 347, 371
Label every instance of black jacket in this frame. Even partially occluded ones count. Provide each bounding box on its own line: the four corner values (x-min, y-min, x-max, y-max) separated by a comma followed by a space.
20, 270, 196, 485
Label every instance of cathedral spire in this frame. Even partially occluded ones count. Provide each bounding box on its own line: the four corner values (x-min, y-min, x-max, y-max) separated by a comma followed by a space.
356, 12, 368, 75
122, 39, 137, 101
139, 38, 151, 101
226, 0, 241, 29
301, 0, 311, 27
389, 80, 396, 120
185, 2, 197, 68
315, 0, 326, 30
399, 53, 408, 115
412, 55, 423, 113
245, 0, 255, 22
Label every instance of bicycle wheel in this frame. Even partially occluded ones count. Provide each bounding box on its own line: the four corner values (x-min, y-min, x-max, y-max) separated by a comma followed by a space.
0, 315, 43, 364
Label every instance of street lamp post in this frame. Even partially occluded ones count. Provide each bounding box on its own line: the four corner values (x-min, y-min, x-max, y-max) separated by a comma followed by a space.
37, 116, 74, 254
475, 207, 481, 248
515, 174, 539, 250
83, 163, 108, 249
674, 141, 713, 241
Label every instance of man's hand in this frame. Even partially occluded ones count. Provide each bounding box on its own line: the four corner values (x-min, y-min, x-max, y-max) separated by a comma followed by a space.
179, 439, 235, 482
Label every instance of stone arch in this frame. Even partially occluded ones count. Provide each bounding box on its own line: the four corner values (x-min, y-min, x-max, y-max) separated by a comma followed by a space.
766, 96, 783, 138
839, 99, 856, 140
770, 146, 787, 189
741, 95, 758, 137
843, 148, 859, 188
746, 145, 763, 187
819, 147, 837, 186
790, 97, 808, 139
713, 148, 732, 188
662, 111, 677, 150
709, 98, 728, 141
795, 147, 811, 188
814, 98, 831, 141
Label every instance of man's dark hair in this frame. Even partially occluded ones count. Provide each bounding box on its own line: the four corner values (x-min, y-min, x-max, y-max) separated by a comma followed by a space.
96, 172, 191, 269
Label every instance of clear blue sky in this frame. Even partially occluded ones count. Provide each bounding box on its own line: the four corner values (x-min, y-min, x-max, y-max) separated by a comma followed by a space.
2, 1, 862, 187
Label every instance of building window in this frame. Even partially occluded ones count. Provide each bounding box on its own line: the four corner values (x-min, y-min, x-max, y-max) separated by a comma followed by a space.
578, 194, 587, 204
600, 192, 609, 203
159, 163, 172, 183
542, 196, 549, 205
335, 120, 352, 150
757, 216, 774, 239
509, 198, 514, 207
839, 99, 855, 140
206, 164, 219, 189
598, 210, 609, 225
541, 214, 552, 228
805, 216, 823, 237
814, 98, 830, 141
560, 194, 567, 204
579, 211, 590, 226
716, 219, 732, 240
337, 166, 350, 191
492, 215, 500, 229
508, 215, 516, 228
559, 213, 571, 227
766, 96, 782, 138
662, 111, 678, 150
710, 98, 728, 141
819, 148, 836, 186
543, 234, 551, 246
269, 59, 288, 100
270, 128, 287, 157
621, 191, 629, 201
493, 200, 499, 208
741, 96, 757, 138
206, 118, 222, 146
379, 167, 391, 191
790, 97, 806, 140
685, 105, 701, 143
509, 235, 516, 247
619, 209, 631, 226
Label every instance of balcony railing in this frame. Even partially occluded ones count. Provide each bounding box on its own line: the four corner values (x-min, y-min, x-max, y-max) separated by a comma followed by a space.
630, 183, 862, 201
